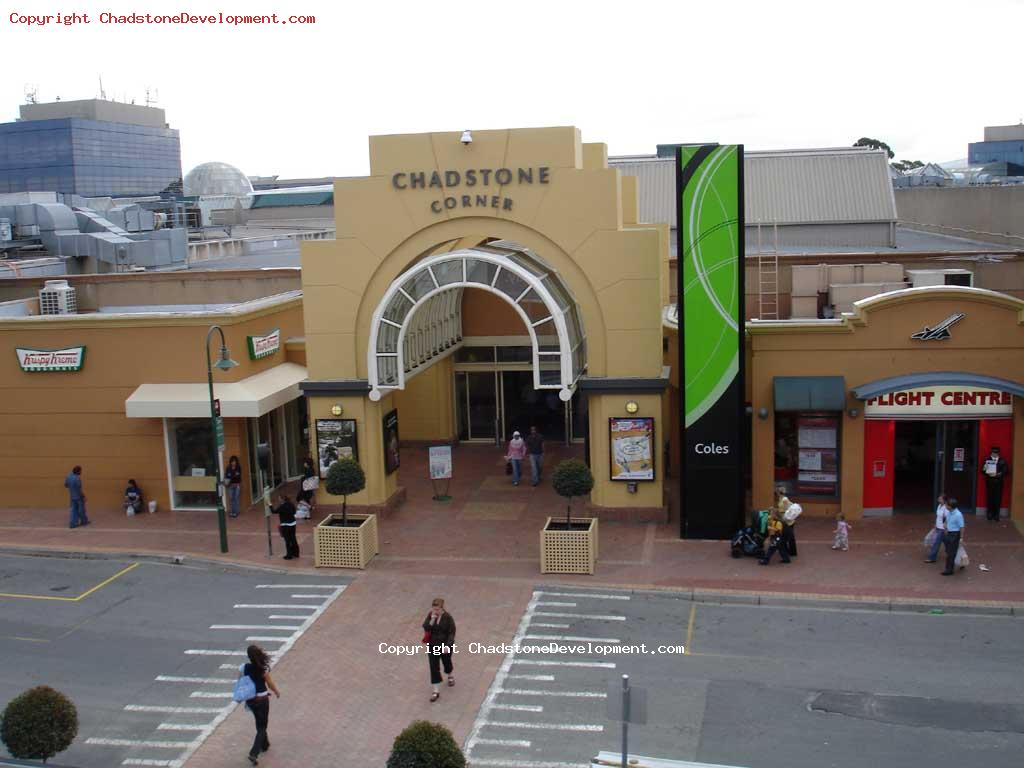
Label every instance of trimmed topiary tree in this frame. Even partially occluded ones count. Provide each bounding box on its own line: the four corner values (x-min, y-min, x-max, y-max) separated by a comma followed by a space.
552, 458, 595, 527
324, 456, 366, 526
386, 720, 466, 768
1, 685, 78, 763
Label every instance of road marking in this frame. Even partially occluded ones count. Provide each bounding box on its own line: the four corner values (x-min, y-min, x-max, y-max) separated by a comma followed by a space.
233, 604, 317, 609
268, 614, 313, 620
538, 591, 630, 600
491, 703, 543, 713
189, 692, 233, 699
533, 611, 625, 621
686, 602, 696, 655
500, 688, 607, 698
255, 584, 345, 589
506, 673, 555, 681
291, 593, 329, 598
210, 624, 301, 630
0, 634, 49, 643
485, 722, 604, 732
512, 659, 616, 669
219, 663, 241, 670
529, 623, 570, 629
535, 601, 576, 607
0, 562, 140, 602
122, 760, 183, 767
125, 705, 226, 714
474, 738, 532, 748
184, 649, 249, 657
156, 676, 232, 684
523, 635, 621, 643
86, 737, 194, 748
246, 635, 293, 642
468, 760, 581, 768
157, 724, 211, 732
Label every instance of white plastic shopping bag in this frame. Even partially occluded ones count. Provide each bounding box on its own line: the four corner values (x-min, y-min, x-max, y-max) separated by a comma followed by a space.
955, 544, 969, 570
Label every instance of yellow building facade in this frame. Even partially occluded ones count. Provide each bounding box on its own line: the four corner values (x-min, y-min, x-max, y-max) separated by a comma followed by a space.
300, 127, 671, 517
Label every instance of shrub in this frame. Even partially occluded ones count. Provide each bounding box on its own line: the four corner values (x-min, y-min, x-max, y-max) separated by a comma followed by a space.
386, 720, 466, 768
324, 456, 366, 526
551, 458, 595, 526
1, 685, 78, 763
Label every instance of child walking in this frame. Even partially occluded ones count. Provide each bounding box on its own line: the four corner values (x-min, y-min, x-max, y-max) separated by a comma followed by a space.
832, 513, 851, 551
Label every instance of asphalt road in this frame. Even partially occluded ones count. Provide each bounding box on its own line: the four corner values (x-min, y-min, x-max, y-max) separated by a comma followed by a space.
0, 553, 351, 768
465, 588, 1024, 768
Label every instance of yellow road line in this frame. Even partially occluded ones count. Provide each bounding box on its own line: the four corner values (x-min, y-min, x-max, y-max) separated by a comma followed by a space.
685, 602, 696, 654
0, 562, 139, 602
1, 635, 50, 643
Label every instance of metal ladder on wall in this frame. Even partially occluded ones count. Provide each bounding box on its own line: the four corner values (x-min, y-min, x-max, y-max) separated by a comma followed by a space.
756, 222, 779, 320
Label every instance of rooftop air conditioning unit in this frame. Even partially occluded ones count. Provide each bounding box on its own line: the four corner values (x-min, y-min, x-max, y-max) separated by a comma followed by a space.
907, 269, 973, 289
39, 280, 77, 315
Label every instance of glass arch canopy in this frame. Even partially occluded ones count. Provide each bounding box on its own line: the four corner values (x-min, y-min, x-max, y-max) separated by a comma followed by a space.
368, 240, 586, 402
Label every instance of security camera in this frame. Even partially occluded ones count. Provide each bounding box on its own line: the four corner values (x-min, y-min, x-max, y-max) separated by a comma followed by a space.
460, 129, 473, 145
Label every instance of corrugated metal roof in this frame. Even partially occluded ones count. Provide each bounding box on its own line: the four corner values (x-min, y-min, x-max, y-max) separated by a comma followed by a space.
610, 147, 897, 227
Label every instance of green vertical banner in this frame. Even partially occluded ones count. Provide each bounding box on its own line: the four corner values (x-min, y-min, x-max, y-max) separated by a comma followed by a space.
677, 144, 745, 539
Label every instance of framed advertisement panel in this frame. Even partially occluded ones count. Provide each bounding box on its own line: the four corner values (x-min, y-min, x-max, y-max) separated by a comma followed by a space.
609, 417, 655, 481
383, 409, 400, 475
315, 419, 357, 477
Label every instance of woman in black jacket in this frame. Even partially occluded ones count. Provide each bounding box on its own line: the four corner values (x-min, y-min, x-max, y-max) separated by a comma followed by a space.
272, 495, 299, 560
296, 456, 316, 508
422, 597, 456, 701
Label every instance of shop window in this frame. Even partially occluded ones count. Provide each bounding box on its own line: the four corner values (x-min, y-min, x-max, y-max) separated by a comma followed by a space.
167, 418, 218, 509
454, 345, 496, 363
775, 412, 840, 497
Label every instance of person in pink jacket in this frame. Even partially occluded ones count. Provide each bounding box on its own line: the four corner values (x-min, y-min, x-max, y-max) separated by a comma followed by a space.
505, 431, 527, 486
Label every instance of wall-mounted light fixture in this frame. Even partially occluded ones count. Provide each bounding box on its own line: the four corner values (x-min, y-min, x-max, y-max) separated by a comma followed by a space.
625, 400, 639, 415
627, 481, 638, 494
331, 404, 343, 417
757, 407, 769, 420
847, 407, 860, 419
460, 129, 473, 145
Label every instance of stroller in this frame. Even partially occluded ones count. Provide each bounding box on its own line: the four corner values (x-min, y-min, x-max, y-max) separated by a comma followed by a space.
730, 509, 770, 558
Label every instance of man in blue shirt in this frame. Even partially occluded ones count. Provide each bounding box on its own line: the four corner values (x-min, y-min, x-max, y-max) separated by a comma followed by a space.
64, 465, 90, 529
941, 496, 965, 576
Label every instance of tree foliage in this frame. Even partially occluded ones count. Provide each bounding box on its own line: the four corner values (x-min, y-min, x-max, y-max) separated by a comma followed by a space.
1, 686, 78, 763
324, 456, 366, 525
853, 137, 894, 159
892, 159, 925, 172
551, 459, 595, 526
386, 720, 466, 768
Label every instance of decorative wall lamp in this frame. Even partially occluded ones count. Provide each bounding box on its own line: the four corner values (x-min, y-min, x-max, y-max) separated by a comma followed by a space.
625, 400, 639, 415
757, 407, 770, 420
331, 404, 343, 416
847, 407, 860, 419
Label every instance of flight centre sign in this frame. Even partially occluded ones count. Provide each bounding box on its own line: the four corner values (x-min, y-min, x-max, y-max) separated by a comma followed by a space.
677, 144, 745, 540
392, 166, 550, 214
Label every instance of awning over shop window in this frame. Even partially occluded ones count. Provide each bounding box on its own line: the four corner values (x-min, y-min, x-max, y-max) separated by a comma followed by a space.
852, 372, 1024, 400
125, 363, 307, 418
773, 376, 846, 412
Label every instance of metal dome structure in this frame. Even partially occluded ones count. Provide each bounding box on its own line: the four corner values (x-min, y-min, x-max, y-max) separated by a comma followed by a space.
183, 161, 253, 197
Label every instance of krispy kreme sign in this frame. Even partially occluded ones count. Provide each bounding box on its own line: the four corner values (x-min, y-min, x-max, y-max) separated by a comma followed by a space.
865, 386, 1011, 419
247, 329, 280, 360
17, 346, 86, 372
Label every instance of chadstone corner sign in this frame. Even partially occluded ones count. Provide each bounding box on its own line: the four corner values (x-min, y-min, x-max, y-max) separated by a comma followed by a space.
392, 166, 550, 214
17, 346, 86, 372
247, 328, 281, 360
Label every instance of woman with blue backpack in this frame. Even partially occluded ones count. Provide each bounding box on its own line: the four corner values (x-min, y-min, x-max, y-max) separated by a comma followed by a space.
234, 644, 281, 765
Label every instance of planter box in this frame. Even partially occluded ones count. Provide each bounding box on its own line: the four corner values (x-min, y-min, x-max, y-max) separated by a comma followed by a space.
540, 516, 598, 574
314, 513, 379, 569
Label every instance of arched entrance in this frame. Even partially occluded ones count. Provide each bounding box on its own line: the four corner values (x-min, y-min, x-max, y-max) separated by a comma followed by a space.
367, 240, 587, 405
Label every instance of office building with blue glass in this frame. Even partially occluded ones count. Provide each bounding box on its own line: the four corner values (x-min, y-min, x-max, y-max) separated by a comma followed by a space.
967, 123, 1024, 175
0, 99, 182, 198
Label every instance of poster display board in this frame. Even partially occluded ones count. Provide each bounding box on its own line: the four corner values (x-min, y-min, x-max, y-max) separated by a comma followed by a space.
429, 446, 453, 480
678, 143, 744, 538
796, 415, 839, 495
610, 417, 655, 481
315, 419, 357, 477
383, 409, 400, 475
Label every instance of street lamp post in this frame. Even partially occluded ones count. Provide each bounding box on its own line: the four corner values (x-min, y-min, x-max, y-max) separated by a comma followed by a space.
206, 325, 238, 554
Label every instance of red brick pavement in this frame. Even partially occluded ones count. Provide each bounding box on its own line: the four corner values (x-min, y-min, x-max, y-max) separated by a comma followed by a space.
3, 444, 1024, 765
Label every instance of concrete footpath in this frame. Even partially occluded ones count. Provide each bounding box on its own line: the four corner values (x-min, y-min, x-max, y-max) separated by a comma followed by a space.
3, 445, 1024, 764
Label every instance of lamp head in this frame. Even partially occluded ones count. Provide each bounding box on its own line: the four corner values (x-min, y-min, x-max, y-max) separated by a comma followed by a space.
460, 129, 473, 145
215, 346, 238, 371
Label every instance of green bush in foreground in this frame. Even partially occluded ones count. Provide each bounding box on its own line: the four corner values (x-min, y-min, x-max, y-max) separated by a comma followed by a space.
386, 719, 466, 768
552, 458, 595, 526
1, 685, 78, 763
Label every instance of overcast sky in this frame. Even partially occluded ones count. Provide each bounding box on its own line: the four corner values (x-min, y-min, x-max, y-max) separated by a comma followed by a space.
3, 0, 1020, 178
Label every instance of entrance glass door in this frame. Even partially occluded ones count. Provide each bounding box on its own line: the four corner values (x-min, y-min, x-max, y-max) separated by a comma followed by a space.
456, 372, 499, 442
938, 420, 978, 513
501, 371, 566, 442
893, 421, 936, 514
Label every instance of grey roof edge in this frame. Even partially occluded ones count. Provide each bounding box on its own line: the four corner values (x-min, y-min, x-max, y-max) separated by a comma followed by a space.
300, 379, 370, 395
852, 372, 1024, 400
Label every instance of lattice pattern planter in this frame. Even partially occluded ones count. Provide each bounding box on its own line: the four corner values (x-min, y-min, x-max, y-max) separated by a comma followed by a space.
540, 517, 598, 574
314, 513, 379, 569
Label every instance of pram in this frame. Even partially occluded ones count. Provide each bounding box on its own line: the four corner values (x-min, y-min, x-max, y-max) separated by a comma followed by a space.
730, 509, 770, 558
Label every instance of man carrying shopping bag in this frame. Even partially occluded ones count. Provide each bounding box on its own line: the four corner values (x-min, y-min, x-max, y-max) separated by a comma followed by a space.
941, 497, 965, 576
